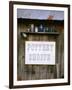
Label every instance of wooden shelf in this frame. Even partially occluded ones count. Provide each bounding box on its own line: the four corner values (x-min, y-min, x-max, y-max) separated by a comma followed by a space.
21, 32, 60, 36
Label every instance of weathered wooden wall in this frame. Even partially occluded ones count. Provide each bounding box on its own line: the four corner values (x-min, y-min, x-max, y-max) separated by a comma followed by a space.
17, 19, 64, 80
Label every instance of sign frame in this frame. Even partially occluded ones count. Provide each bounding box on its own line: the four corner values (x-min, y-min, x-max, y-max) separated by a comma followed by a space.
25, 41, 56, 65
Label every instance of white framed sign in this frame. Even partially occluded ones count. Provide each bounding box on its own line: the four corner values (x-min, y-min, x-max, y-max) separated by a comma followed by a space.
25, 41, 55, 65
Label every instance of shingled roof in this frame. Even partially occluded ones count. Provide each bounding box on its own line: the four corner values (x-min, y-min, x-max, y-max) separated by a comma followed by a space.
17, 9, 64, 20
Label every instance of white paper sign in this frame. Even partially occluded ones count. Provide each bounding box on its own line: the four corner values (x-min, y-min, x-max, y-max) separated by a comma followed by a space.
25, 41, 55, 65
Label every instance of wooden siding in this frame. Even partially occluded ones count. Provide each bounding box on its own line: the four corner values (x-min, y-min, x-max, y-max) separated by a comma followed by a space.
17, 20, 64, 80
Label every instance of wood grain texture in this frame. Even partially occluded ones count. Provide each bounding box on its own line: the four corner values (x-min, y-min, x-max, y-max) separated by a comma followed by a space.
17, 22, 64, 80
